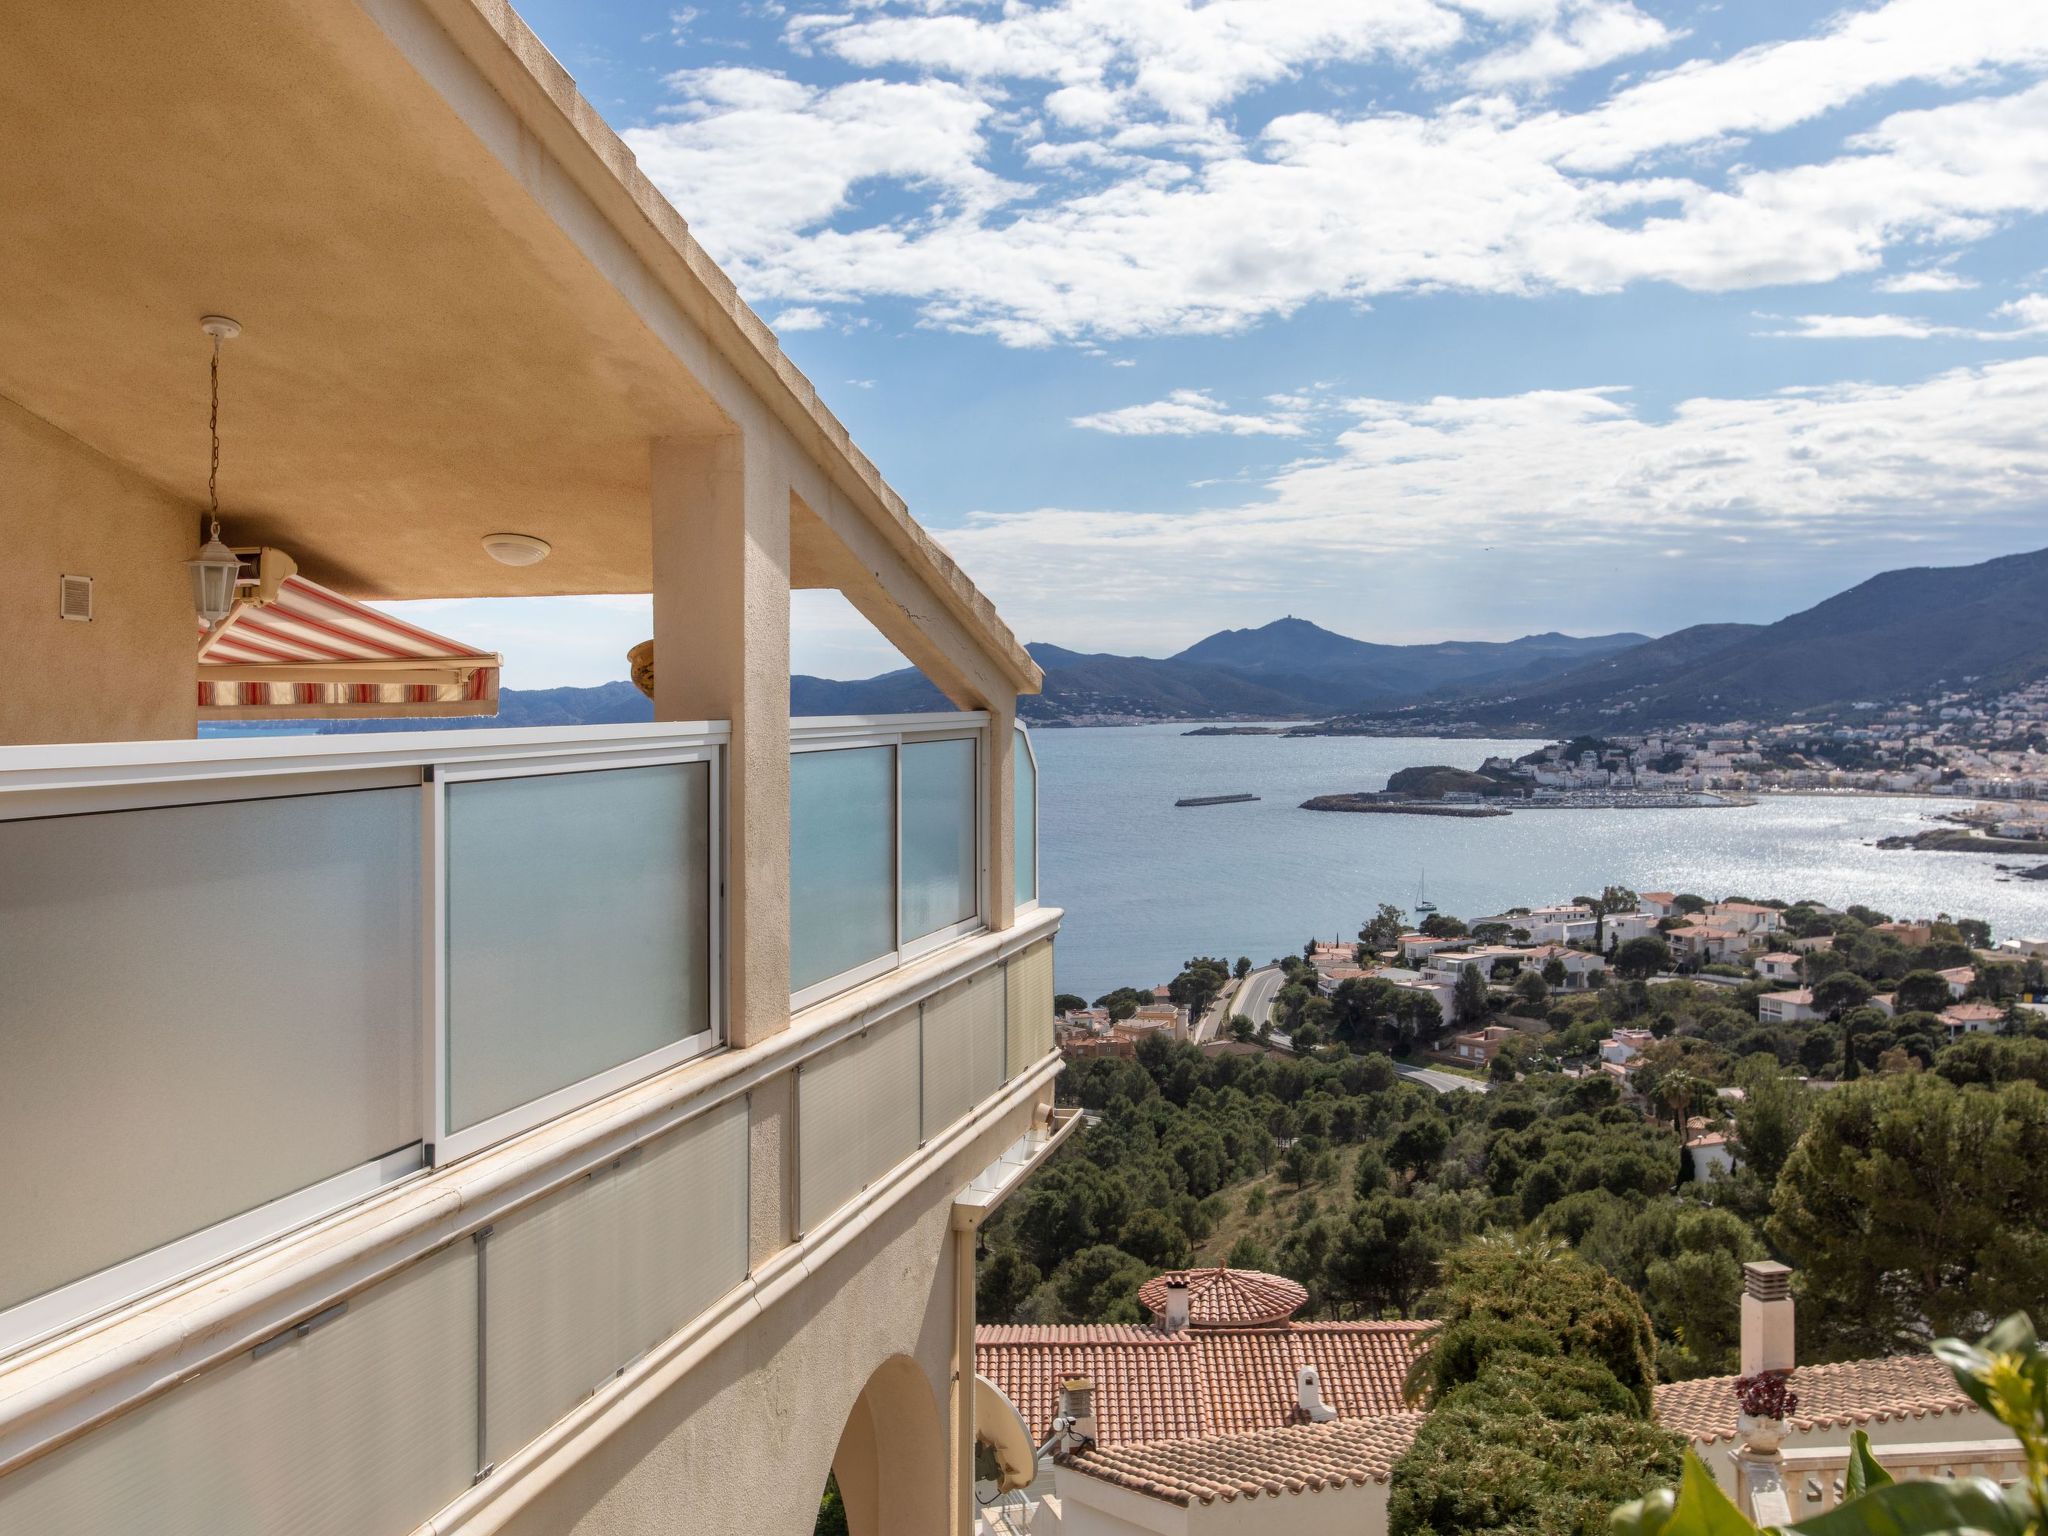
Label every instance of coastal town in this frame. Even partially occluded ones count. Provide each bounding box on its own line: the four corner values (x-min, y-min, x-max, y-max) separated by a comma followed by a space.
1056, 886, 2048, 1106
1347, 677, 2048, 803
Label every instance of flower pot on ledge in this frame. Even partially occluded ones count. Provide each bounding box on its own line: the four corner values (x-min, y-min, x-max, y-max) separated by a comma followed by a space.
1738, 1413, 1787, 1454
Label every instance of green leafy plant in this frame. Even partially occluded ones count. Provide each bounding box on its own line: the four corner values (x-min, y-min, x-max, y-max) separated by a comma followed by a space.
1611, 1314, 2046, 1536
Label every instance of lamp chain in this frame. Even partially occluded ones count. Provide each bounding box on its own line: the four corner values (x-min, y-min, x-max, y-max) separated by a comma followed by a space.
207, 334, 222, 541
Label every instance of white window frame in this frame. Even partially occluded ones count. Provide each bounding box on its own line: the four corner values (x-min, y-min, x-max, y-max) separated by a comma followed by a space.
0, 722, 730, 1357
426, 740, 727, 1166
788, 713, 989, 1012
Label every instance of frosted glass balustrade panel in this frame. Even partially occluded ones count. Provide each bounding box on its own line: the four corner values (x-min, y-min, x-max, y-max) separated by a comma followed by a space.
483, 1097, 748, 1467
790, 746, 896, 992
1006, 940, 1055, 1077
1014, 731, 1038, 909
798, 1009, 921, 1233
922, 967, 1005, 1133
0, 788, 420, 1312
445, 762, 711, 1134
899, 736, 977, 943
0, 1242, 476, 1536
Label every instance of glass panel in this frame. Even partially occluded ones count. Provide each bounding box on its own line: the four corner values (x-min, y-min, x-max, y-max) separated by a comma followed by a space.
899, 737, 977, 943
446, 761, 710, 1133
1013, 729, 1038, 909
0, 1241, 476, 1536
789, 746, 895, 992
483, 1098, 748, 1467
0, 789, 420, 1313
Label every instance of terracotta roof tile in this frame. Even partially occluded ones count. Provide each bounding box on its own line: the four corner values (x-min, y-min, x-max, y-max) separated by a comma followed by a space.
1654, 1356, 1978, 1445
1137, 1268, 1308, 1328
1060, 1415, 1424, 1506
976, 1321, 1432, 1446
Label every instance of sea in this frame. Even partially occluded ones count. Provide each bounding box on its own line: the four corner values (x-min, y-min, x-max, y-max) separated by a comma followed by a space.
1032, 722, 2048, 1001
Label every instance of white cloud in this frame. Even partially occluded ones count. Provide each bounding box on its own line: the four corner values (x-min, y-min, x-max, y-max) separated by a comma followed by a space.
1761, 312, 1973, 340
627, 0, 2048, 345
771, 304, 831, 330
793, 0, 1468, 128
1875, 264, 1978, 293
1759, 292, 2048, 339
621, 69, 1016, 265
1071, 388, 1310, 436
1463, 0, 1674, 90
937, 358, 2048, 650
1994, 293, 2048, 331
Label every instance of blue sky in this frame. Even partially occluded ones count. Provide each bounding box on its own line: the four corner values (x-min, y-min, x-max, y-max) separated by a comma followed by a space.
401, 0, 2048, 684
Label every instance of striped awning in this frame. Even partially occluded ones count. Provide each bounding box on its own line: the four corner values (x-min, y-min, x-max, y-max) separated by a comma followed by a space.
198, 572, 501, 719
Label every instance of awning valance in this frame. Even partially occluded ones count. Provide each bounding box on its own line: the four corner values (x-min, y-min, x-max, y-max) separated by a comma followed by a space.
198, 566, 500, 720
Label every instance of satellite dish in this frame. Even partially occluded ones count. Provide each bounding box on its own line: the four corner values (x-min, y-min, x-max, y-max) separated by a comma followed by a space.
974, 1374, 1038, 1493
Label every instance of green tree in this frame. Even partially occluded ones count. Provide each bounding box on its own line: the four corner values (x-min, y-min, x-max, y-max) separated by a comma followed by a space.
1054, 1244, 1154, 1323
1814, 973, 1877, 1017
1456, 962, 1491, 1024
1732, 1060, 1810, 1186
1420, 912, 1470, 939
1390, 1111, 1452, 1177
1360, 902, 1407, 952
1118, 1207, 1192, 1269
1893, 969, 1953, 1014
1390, 1240, 1679, 1536
1643, 1208, 1763, 1378
1408, 1238, 1661, 1410
1513, 969, 1550, 1009
1330, 1191, 1448, 1317
1168, 956, 1233, 1024
977, 1244, 1043, 1325
1770, 1072, 2048, 1356
1614, 935, 1672, 980
1228, 1013, 1256, 1043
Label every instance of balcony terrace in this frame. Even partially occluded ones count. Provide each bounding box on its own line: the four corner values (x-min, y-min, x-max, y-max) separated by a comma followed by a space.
0, 0, 1064, 1531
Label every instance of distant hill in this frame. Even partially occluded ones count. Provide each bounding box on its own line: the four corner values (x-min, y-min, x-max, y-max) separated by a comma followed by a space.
1173, 619, 1648, 708
310, 547, 2048, 735
1332, 546, 2048, 732
311, 622, 1649, 731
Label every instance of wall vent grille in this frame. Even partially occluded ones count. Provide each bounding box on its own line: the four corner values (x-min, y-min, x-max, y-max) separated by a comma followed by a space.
59, 574, 93, 622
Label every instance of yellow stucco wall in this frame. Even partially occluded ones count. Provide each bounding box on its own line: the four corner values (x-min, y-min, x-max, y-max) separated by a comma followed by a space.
0, 393, 195, 745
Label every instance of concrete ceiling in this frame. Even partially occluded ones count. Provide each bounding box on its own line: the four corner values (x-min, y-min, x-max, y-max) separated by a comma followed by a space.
0, 0, 730, 599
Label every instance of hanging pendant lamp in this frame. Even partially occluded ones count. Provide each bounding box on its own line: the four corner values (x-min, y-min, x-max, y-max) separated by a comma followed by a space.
187, 315, 244, 625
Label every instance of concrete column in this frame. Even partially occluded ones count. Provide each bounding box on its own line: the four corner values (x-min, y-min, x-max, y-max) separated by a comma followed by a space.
987, 697, 1018, 933
652, 432, 792, 1048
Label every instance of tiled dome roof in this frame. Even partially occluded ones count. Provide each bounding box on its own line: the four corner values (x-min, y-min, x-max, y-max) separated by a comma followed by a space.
1138, 1268, 1308, 1329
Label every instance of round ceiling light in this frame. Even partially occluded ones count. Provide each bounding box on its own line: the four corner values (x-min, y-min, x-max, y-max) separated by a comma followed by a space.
482, 533, 552, 567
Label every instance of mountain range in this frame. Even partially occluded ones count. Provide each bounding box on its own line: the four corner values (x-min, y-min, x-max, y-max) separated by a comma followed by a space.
1345, 545, 2048, 732
312, 546, 2048, 735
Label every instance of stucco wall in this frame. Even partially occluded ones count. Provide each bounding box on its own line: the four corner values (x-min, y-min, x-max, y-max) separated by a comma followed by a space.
491, 1096, 1042, 1536
0, 393, 195, 745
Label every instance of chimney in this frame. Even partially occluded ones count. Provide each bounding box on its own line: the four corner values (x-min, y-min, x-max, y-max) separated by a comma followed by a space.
1739, 1261, 1795, 1377
1162, 1276, 1191, 1333
1056, 1376, 1097, 1452
1296, 1364, 1338, 1423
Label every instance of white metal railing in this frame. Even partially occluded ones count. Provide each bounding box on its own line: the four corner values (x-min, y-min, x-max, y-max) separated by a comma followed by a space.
789, 713, 989, 1008
1778, 1440, 2030, 1519
0, 723, 726, 1359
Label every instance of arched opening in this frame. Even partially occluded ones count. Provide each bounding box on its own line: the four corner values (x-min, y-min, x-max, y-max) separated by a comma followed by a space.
817, 1354, 949, 1536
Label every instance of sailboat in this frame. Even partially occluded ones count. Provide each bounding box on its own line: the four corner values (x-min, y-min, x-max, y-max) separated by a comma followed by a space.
1413, 869, 1437, 913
